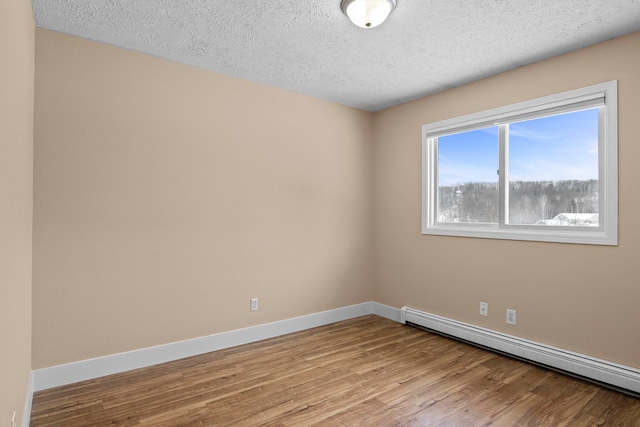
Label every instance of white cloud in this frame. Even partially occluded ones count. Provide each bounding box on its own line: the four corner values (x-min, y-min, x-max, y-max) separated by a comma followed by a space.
509, 156, 598, 182
438, 155, 498, 186
508, 124, 557, 141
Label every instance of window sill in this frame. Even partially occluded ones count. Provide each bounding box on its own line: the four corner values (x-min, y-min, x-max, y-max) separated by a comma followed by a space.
422, 224, 617, 246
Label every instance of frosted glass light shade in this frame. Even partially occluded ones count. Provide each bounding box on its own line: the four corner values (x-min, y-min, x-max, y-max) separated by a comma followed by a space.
341, 0, 397, 28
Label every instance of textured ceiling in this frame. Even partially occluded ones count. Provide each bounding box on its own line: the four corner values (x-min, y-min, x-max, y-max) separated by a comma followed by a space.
33, 0, 640, 111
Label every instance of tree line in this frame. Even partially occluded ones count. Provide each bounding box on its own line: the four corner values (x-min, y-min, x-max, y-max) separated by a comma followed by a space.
438, 179, 598, 224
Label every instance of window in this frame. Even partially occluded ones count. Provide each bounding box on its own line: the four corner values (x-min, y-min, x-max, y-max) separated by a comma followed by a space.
422, 81, 617, 245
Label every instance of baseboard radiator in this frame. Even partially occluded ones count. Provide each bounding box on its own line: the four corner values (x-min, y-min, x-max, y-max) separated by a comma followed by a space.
400, 306, 640, 395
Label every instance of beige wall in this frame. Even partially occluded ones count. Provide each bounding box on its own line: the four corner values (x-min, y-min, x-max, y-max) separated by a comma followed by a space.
0, 0, 34, 424
373, 32, 640, 368
33, 29, 373, 368
32, 26, 640, 374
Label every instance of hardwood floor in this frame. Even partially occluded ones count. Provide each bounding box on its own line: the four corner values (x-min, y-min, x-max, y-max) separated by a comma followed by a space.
31, 315, 639, 426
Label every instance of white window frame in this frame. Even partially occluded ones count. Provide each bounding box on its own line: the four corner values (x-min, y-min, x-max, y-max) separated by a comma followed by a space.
422, 81, 618, 245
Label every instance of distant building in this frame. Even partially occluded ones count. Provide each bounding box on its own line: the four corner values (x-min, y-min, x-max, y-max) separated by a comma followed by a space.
536, 213, 599, 226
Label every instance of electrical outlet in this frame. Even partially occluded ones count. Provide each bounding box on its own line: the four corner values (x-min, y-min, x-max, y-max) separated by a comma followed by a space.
250, 298, 259, 311
506, 309, 517, 325
479, 302, 488, 316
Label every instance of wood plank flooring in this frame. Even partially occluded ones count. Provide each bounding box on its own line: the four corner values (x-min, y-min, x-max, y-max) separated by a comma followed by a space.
30, 315, 640, 426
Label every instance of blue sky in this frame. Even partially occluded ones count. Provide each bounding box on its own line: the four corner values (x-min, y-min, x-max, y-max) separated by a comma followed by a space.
437, 108, 599, 186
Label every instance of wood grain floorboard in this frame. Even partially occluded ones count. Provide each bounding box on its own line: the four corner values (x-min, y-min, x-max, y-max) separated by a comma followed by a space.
30, 315, 640, 426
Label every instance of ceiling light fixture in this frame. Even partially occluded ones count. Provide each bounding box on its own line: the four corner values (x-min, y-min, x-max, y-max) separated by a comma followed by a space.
341, 0, 397, 28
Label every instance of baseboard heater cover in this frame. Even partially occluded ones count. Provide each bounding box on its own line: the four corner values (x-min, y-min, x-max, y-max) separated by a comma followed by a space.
400, 306, 640, 395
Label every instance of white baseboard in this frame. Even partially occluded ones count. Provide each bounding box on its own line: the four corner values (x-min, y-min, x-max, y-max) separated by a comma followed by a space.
33, 302, 374, 391
400, 306, 640, 394
22, 371, 34, 427
32, 302, 639, 396
372, 301, 403, 322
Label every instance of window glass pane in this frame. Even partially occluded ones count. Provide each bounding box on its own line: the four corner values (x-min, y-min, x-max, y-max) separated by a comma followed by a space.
507, 108, 599, 226
437, 127, 498, 223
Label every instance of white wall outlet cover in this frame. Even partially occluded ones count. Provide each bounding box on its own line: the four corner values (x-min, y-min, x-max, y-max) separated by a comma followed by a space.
479, 302, 488, 316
